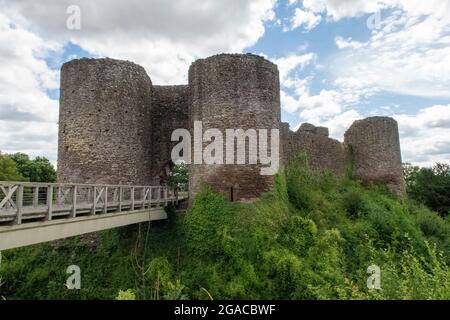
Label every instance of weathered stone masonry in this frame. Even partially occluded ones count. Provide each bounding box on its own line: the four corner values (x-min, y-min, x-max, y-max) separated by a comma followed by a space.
188, 54, 280, 201
150, 85, 190, 183
344, 117, 405, 194
58, 53, 405, 201
58, 58, 153, 185
281, 122, 347, 176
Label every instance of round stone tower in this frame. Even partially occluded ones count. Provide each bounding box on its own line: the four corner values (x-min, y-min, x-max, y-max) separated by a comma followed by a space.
344, 116, 405, 195
188, 53, 280, 201
57, 58, 153, 185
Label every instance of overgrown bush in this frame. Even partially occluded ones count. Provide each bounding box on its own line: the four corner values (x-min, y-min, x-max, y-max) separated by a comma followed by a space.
1, 156, 449, 300
184, 185, 237, 256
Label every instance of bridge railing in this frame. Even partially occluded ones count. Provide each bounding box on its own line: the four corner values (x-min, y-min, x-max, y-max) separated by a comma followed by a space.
0, 182, 180, 226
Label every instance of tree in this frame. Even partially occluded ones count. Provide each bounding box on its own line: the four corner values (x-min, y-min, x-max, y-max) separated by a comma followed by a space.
9, 153, 56, 183
0, 152, 25, 181
168, 162, 188, 191
404, 162, 450, 216
403, 162, 420, 186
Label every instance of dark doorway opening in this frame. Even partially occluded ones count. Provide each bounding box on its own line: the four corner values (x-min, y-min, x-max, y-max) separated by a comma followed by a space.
230, 187, 234, 202
158, 160, 175, 186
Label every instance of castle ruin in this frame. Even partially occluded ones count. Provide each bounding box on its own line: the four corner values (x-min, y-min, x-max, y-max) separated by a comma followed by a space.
57, 53, 405, 201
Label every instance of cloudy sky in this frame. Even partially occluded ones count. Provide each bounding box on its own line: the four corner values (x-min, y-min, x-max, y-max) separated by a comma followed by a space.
0, 0, 449, 167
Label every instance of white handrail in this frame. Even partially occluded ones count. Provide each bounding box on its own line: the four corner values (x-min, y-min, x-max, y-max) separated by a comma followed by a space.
0, 182, 180, 226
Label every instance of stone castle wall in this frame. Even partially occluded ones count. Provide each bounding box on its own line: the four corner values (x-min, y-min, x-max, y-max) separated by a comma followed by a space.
150, 85, 190, 182
58, 58, 153, 185
283, 123, 347, 176
57, 54, 405, 199
188, 54, 280, 201
344, 117, 405, 194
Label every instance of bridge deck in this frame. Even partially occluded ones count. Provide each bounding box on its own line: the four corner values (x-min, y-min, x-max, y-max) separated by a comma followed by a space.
0, 182, 187, 251
0, 199, 175, 223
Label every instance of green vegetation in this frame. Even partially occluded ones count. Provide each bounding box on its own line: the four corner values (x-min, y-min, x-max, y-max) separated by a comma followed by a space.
1, 155, 449, 300
0, 151, 56, 182
0, 153, 25, 181
168, 162, 188, 191
116, 289, 136, 300
403, 162, 450, 216
9, 152, 57, 183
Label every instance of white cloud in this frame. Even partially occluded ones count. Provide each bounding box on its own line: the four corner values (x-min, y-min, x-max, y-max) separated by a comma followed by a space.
286, 8, 322, 31
331, 17, 450, 99
1, 0, 449, 168
335, 36, 364, 49
0, 12, 60, 163
299, 90, 343, 119
302, 0, 386, 20
281, 89, 302, 113
0, 0, 276, 164
292, 109, 361, 139
0, 121, 58, 162
271, 53, 318, 114
2, 0, 276, 84
293, 104, 450, 167
301, 1, 450, 99
395, 105, 450, 137
306, 103, 450, 167
272, 53, 316, 87
394, 104, 450, 166
316, 109, 362, 138
280, 1, 450, 166
272, 50, 359, 130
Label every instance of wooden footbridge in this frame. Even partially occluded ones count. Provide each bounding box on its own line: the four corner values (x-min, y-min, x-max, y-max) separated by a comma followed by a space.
0, 181, 187, 251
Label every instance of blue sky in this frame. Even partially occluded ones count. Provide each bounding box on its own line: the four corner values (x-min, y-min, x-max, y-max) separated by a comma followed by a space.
0, 0, 449, 167
252, 4, 450, 117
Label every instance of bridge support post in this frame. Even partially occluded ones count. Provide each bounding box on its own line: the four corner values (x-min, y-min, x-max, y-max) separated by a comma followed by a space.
104, 187, 108, 214
71, 185, 77, 218
91, 186, 97, 215
118, 187, 123, 212
164, 187, 168, 206
152, 187, 155, 207
157, 187, 161, 207
46, 185, 53, 221
131, 187, 135, 211
15, 185, 23, 225
33, 186, 39, 208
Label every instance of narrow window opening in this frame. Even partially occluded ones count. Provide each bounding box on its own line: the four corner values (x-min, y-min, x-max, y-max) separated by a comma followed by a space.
230, 187, 234, 202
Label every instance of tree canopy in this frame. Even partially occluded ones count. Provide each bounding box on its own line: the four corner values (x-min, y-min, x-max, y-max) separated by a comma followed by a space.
0, 152, 56, 183
404, 162, 450, 216
168, 162, 188, 191
0, 153, 26, 181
